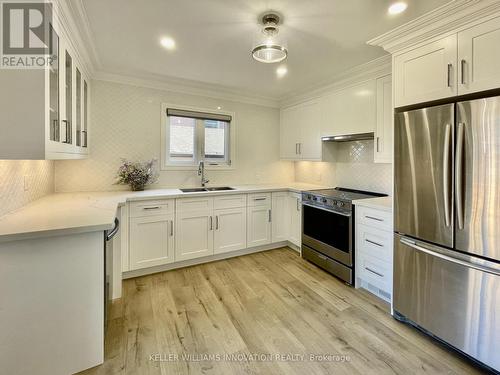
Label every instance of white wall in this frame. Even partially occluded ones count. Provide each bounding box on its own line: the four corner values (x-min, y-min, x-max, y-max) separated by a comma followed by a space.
295, 141, 392, 194
55, 80, 294, 192
0, 161, 54, 217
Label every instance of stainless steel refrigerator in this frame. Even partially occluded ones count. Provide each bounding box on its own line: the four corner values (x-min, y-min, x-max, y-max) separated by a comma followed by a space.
394, 96, 500, 372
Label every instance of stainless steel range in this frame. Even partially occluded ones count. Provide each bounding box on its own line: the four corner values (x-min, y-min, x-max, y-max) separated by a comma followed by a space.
301, 187, 386, 285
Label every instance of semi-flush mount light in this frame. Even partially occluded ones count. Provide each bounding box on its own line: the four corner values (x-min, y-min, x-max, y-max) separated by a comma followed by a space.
252, 12, 287, 64
388, 2, 408, 15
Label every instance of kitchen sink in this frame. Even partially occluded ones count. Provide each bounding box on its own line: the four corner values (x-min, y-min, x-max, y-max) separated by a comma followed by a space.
205, 187, 235, 191
180, 188, 208, 193
180, 187, 235, 193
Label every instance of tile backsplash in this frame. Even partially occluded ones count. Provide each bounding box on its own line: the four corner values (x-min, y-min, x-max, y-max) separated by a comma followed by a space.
295, 140, 393, 194
0, 160, 54, 216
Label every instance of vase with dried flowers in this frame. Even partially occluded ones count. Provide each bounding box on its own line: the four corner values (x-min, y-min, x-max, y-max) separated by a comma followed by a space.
115, 158, 159, 191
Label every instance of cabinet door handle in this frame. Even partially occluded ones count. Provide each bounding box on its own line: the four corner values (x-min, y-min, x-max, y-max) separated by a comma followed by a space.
298, 143, 302, 155
365, 215, 383, 222
216, 215, 219, 230
82, 130, 87, 147
447, 63, 452, 88
268, 209, 272, 223
295, 143, 299, 155
460, 59, 466, 85
365, 267, 384, 278
170, 220, 174, 236
376, 137, 380, 152
209, 216, 213, 231
365, 238, 383, 247
296, 198, 300, 211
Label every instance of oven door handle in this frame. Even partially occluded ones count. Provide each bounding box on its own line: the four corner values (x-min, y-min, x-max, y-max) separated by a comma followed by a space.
302, 202, 352, 217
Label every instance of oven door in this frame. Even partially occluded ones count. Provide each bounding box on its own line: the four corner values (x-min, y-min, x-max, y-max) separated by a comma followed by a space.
302, 203, 352, 266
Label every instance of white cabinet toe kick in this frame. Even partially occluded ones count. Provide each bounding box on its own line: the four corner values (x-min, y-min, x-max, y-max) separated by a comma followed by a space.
121, 190, 303, 278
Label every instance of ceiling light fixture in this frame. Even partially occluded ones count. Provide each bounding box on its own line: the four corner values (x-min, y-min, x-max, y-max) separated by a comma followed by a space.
276, 66, 288, 77
252, 12, 287, 64
388, 2, 408, 15
160, 36, 176, 50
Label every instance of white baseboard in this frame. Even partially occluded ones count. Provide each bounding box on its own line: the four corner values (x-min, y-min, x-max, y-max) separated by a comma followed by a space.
122, 241, 289, 280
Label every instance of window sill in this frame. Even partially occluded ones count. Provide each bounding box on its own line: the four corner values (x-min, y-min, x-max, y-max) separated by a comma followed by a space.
161, 164, 235, 171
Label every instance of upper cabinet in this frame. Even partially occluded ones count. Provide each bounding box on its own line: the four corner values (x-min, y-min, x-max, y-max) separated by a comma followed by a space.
0, 11, 90, 160
394, 35, 457, 107
394, 16, 500, 107
458, 17, 500, 95
280, 100, 322, 161
374, 75, 393, 164
321, 79, 377, 137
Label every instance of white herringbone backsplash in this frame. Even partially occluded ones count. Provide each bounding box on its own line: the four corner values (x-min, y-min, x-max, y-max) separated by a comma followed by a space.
55, 80, 294, 192
0, 160, 54, 216
295, 140, 392, 194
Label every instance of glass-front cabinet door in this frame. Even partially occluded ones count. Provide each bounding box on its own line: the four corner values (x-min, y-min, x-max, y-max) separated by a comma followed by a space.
83, 80, 88, 148
48, 24, 59, 142
62, 50, 73, 145
76, 68, 82, 146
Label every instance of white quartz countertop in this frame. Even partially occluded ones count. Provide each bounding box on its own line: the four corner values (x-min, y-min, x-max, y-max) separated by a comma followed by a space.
0, 183, 326, 243
353, 196, 393, 212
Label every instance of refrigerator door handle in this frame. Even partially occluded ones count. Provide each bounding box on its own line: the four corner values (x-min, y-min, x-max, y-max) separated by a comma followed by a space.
443, 123, 452, 227
455, 122, 465, 230
400, 237, 500, 276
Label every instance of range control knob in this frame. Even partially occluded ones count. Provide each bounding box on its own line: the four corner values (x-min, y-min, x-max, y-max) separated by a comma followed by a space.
337, 201, 345, 207
321, 198, 327, 203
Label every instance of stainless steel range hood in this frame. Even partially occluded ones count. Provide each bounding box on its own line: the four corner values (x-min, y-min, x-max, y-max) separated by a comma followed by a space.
321, 132, 374, 142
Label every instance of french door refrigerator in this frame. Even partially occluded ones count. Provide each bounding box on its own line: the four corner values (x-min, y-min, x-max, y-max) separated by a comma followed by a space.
394, 96, 500, 372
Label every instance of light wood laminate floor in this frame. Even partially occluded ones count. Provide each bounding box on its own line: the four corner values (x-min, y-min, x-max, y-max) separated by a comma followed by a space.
79, 248, 487, 375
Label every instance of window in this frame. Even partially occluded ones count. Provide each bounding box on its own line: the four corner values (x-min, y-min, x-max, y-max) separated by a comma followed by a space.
162, 106, 233, 169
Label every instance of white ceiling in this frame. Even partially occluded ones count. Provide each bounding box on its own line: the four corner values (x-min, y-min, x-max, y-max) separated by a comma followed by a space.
81, 0, 450, 100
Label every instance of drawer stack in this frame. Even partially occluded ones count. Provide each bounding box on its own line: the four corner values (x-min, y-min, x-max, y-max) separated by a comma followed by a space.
355, 205, 393, 302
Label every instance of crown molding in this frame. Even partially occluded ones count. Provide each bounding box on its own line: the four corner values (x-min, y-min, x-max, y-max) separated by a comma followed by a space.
94, 70, 281, 108
52, 0, 100, 78
279, 54, 391, 108
367, 0, 500, 54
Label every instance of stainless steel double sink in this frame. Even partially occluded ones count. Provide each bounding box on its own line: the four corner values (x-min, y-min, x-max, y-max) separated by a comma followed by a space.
180, 187, 235, 193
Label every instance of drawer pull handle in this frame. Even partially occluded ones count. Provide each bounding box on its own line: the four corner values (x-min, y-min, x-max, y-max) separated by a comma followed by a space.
366, 239, 383, 247
365, 267, 384, 278
365, 215, 383, 222
254, 197, 267, 201
143, 206, 161, 210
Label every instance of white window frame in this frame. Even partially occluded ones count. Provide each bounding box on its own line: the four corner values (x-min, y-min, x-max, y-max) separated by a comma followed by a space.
161, 103, 236, 170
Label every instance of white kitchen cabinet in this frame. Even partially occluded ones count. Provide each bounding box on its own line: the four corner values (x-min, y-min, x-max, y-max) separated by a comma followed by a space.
458, 17, 500, 95
247, 205, 272, 248
320, 79, 377, 137
175, 209, 214, 261
271, 192, 289, 243
394, 35, 457, 107
0, 14, 90, 159
214, 207, 247, 254
280, 100, 322, 161
355, 204, 393, 302
374, 75, 393, 164
289, 192, 302, 248
129, 215, 174, 270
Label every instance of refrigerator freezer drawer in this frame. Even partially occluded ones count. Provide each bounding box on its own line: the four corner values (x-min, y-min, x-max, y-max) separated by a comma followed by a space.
394, 234, 500, 372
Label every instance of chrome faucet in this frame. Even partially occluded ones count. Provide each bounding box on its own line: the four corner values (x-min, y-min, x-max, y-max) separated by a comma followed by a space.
198, 161, 209, 187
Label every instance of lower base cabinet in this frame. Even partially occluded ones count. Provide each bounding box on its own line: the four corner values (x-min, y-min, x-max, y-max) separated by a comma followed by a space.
175, 210, 214, 262
247, 205, 272, 247
214, 207, 247, 254
289, 192, 302, 247
129, 215, 175, 270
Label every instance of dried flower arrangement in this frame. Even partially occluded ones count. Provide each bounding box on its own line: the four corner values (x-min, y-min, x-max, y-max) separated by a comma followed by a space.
115, 158, 159, 191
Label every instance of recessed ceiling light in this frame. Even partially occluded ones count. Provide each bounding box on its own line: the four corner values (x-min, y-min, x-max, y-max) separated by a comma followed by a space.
160, 37, 176, 50
277, 66, 288, 78
217, 106, 222, 110
388, 2, 408, 15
